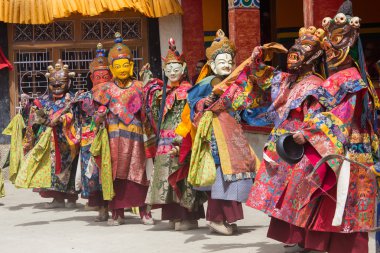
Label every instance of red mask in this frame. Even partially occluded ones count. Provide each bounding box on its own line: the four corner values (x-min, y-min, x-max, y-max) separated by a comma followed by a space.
91, 69, 111, 87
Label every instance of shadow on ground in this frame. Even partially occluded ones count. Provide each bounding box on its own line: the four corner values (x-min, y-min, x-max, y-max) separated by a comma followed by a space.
202, 242, 283, 252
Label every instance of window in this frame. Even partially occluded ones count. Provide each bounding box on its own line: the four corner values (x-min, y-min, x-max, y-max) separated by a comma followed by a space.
8, 12, 148, 114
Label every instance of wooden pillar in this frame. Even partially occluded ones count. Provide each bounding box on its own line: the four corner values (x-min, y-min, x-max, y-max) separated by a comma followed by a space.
181, 0, 205, 78
228, 0, 261, 65
303, 0, 343, 27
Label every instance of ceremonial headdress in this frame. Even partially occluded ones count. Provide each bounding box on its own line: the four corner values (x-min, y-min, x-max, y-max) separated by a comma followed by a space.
89, 43, 109, 73
162, 38, 185, 66
108, 32, 132, 64
298, 26, 325, 45
206, 29, 236, 61
45, 59, 75, 81
322, 0, 360, 31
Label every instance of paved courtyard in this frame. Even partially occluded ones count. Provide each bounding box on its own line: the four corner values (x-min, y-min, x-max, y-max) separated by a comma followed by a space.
0, 181, 376, 253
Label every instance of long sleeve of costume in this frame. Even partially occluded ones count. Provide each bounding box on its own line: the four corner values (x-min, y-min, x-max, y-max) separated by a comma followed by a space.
219, 60, 286, 127
141, 78, 163, 158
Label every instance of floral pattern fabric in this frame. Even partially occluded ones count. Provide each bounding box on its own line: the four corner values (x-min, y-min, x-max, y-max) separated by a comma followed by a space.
241, 64, 378, 233
76, 91, 101, 199
92, 81, 143, 126
144, 80, 197, 209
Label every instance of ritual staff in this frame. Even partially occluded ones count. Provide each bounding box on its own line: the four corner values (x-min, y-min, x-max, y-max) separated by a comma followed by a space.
187, 30, 258, 235
92, 32, 153, 226
77, 43, 112, 221
142, 39, 205, 231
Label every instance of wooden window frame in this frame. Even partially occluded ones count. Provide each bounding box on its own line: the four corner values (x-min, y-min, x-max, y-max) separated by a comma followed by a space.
8, 11, 148, 117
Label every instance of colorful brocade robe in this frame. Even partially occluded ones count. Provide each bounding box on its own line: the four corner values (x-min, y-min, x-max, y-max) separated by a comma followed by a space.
231, 62, 379, 233
187, 75, 258, 183
143, 79, 199, 209
92, 80, 148, 186
30, 94, 80, 193
76, 91, 101, 198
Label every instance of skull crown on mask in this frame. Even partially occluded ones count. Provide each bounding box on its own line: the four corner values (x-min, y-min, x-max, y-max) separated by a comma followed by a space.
45, 59, 75, 99
287, 26, 325, 74
322, 12, 360, 68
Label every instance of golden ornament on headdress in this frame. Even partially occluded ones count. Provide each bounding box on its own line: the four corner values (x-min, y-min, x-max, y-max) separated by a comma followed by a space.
45, 59, 75, 80
89, 43, 109, 73
205, 29, 236, 61
162, 38, 185, 66
108, 32, 132, 64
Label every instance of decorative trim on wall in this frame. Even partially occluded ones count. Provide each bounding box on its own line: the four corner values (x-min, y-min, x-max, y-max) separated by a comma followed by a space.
228, 0, 260, 9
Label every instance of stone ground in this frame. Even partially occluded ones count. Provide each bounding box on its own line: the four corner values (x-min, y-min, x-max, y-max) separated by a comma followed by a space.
0, 181, 376, 253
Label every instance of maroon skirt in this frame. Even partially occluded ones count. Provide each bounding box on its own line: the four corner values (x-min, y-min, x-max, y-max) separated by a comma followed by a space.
267, 217, 369, 253
108, 179, 148, 210
88, 191, 108, 207
206, 192, 243, 223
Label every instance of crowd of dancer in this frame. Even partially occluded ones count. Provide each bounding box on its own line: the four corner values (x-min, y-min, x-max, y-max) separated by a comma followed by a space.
1, 1, 380, 252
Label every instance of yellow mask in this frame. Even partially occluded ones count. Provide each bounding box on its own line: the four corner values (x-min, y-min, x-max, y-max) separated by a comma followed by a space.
110, 59, 134, 80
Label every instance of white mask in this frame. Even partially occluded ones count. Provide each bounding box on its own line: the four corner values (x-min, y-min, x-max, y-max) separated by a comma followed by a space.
210, 53, 233, 76
164, 62, 184, 83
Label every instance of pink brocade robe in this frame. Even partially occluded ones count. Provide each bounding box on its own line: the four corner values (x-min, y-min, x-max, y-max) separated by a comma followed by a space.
248, 67, 378, 233
92, 80, 148, 186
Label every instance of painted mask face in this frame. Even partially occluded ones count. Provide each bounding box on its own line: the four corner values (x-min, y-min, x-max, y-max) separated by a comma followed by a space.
91, 69, 111, 86
287, 34, 323, 72
110, 58, 134, 80
164, 62, 184, 83
48, 70, 70, 98
210, 53, 233, 76
20, 96, 29, 108
322, 14, 359, 68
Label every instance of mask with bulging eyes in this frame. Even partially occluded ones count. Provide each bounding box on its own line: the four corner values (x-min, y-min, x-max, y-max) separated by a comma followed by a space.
322, 13, 360, 68
164, 62, 185, 84
91, 69, 112, 87
210, 53, 233, 77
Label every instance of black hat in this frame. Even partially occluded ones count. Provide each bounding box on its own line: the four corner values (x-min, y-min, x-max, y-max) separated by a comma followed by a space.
276, 133, 305, 165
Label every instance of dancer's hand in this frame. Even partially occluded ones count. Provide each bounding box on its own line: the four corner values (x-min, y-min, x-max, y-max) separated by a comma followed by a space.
251, 46, 263, 64
204, 97, 214, 107
168, 146, 179, 156
293, 132, 306, 145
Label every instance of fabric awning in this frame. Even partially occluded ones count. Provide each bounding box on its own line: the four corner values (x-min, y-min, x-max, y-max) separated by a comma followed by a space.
0, 0, 183, 24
